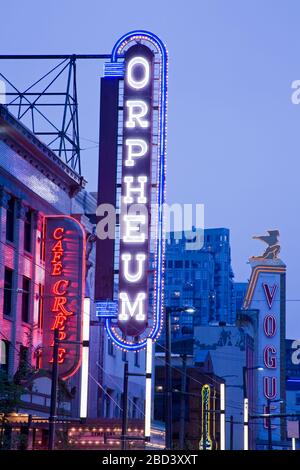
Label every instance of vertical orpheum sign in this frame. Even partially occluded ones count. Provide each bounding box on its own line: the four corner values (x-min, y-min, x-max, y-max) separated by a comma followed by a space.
118, 44, 153, 337
243, 236, 286, 446
96, 31, 168, 351
42, 216, 85, 380
199, 384, 213, 450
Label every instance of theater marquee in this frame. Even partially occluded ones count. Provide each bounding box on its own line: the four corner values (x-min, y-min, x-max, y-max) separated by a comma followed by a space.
243, 232, 286, 446
42, 215, 85, 380
95, 31, 168, 350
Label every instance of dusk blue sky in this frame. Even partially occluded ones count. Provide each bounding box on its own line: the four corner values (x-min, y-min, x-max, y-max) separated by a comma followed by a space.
1, 1, 299, 337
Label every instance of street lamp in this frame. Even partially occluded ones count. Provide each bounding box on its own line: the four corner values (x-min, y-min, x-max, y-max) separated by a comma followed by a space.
165, 305, 196, 450
242, 366, 264, 450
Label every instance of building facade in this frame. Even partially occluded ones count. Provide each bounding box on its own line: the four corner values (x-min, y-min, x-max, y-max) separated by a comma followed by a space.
0, 105, 99, 424
165, 228, 235, 327
0, 105, 146, 436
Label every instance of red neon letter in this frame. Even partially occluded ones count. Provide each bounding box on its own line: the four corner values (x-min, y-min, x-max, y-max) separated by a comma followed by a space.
53, 227, 64, 240
57, 348, 66, 364
52, 262, 63, 276
51, 314, 67, 330
52, 297, 73, 316
51, 251, 63, 264
58, 331, 67, 341
52, 279, 70, 296
52, 240, 64, 253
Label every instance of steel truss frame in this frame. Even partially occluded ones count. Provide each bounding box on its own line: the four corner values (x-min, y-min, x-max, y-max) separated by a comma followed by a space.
0, 54, 110, 175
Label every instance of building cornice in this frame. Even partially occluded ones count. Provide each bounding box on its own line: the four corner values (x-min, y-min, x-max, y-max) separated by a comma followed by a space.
0, 105, 86, 197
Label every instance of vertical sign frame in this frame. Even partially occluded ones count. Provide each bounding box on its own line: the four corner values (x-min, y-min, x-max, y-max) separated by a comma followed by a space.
42, 215, 85, 380
96, 30, 168, 351
243, 260, 286, 446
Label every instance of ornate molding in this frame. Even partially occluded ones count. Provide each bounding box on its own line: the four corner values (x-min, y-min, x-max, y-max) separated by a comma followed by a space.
0, 107, 86, 196
32, 210, 43, 231
15, 199, 28, 221
0, 185, 11, 209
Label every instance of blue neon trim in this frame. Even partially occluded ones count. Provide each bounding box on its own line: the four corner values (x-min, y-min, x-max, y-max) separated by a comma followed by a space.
105, 30, 168, 351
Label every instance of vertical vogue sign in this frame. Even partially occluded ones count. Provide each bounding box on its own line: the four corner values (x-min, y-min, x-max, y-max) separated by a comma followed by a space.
262, 283, 279, 400
118, 44, 153, 337
243, 260, 285, 442
42, 215, 85, 380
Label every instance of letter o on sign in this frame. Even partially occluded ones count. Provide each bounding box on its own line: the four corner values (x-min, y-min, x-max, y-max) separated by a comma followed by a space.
127, 57, 150, 89
263, 314, 277, 338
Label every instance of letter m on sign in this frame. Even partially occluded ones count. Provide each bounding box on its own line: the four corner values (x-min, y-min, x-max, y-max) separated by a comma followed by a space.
119, 292, 146, 321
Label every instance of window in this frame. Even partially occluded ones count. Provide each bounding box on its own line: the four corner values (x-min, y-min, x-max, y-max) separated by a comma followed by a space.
296, 393, 300, 406
24, 209, 33, 253
19, 345, 29, 370
6, 197, 15, 243
173, 290, 181, 298
185, 260, 190, 268
105, 388, 113, 418
168, 260, 173, 268
134, 351, 140, 367
4, 267, 13, 316
114, 396, 120, 418
41, 429, 49, 447
0, 340, 10, 373
175, 260, 183, 269
132, 397, 139, 418
38, 284, 44, 329
21, 277, 31, 323
107, 338, 115, 356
